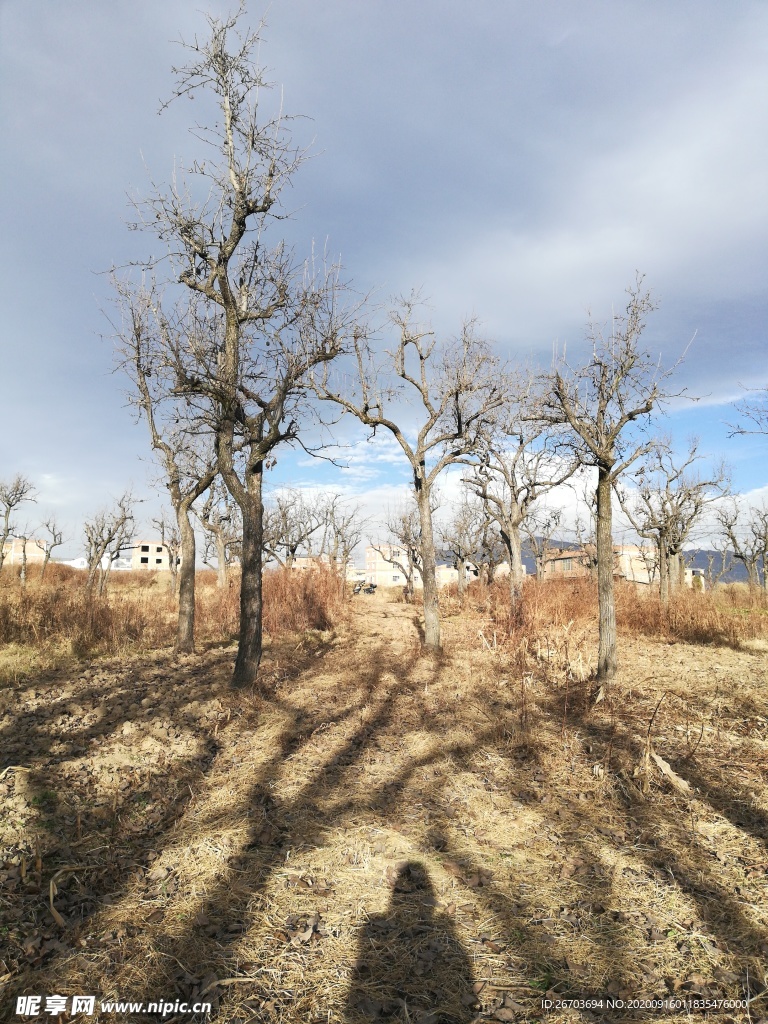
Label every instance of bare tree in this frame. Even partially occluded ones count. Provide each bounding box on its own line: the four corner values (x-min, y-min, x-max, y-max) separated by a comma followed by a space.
439, 491, 486, 600
539, 279, 679, 688
152, 511, 182, 598
263, 489, 325, 568
14, 525, 31, 586
371, 505, 425, 601
197, 481, 242, 589
131, 8, 355, 685
113, 281, 218, 652
521, 508, 563, 581
615, 440, 729, 603
84, 493, 135, 596
716, 501, 768, 589
315, 298, 505, 649
0, 475, 36, 572
316, 495, 365, 579
37, 517, 65, 580
463, 382, 577, 608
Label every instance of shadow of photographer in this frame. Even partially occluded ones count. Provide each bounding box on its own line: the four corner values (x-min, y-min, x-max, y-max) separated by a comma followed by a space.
345, 860, 476, 1023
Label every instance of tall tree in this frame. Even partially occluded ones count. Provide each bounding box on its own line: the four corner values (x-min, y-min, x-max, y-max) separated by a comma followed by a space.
113, 281, 217, 652
131, 7, 355, 684
152, 512, 182, 599
438, 491, 486, 600
0, 475, 36, 572
315, 298, 505, 649
540, 279, 678, 690
263, 489, 326, 568
316, 495, 365, 579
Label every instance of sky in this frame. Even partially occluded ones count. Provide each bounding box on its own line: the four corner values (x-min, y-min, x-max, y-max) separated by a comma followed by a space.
0, 0, 766, 559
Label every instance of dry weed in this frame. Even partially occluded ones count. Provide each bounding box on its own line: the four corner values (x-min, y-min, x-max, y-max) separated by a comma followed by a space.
2, 587, 766, 1022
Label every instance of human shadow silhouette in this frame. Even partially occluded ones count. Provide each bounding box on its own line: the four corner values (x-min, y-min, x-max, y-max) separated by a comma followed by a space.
345, 861, 476, 1023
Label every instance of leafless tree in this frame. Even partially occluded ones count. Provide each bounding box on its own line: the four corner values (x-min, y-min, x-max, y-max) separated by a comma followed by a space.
615, 440, 729, 603
539, 279, 680, 688
129, 8, 358, 685
703, 545, 735, 590
112, 280, 218, 652
371, 503, 425, 601
0, 475, 36, 573
263, 489, 326, 568
129, 8, 359, 685
13, 524, 32, 586
152, 512, 182, 598
716, 501, 768, 589
38, 517, 65, 581
438, 491, 486, 599
84, 493, 135, 596
316, 495, 365, 579
197, 481, 242, 589
521, 508, 563, 581
474, 516, 506, 584
463, 381, 577, 607
315, 297, 505, 649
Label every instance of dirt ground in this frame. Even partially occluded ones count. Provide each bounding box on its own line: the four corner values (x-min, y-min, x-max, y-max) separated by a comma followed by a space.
1, 591, 767, 1023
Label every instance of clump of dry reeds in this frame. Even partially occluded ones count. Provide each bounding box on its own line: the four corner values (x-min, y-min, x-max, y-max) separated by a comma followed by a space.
0, 576, 177, 655
0, 564, 348, 663
262, 565, 347, 634
617, 584, 767, 646
457, 576, 768, 651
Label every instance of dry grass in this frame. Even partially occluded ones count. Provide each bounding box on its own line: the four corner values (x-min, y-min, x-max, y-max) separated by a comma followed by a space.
0, 566, 347, 683
1, 582, 767, 1023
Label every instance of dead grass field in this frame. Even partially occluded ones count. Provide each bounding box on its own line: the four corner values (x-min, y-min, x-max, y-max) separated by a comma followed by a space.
1, 579, 767, 1023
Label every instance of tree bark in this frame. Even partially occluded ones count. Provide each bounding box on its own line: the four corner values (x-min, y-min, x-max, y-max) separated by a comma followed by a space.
456, 559, 467, 600
596, 468, 617, 684
501, 522, 525, 610
658, 542, 670, 605
215, 532, 228, 590
415, 486, 441, 650
232, 464, 264, 687
175, 503, 197, 654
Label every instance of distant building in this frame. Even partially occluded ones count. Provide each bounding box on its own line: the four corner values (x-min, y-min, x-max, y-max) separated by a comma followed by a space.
542, 545, 655, 586
2, 537, 47, 566
131, 540, 176, 571
364, 545, 472, 588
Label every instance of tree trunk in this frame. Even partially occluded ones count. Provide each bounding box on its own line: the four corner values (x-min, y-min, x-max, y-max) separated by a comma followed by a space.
232, 464, 264, 687
503, 523, 525, 610
175, 504, 197, 654
415, 486, 441, 650
658, 542, 670, 605
595, 468, 617, 685
456, 559, 467, 599
40, 552, 51, 581
215, 532, 228, 590
20, 539, 27, 587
